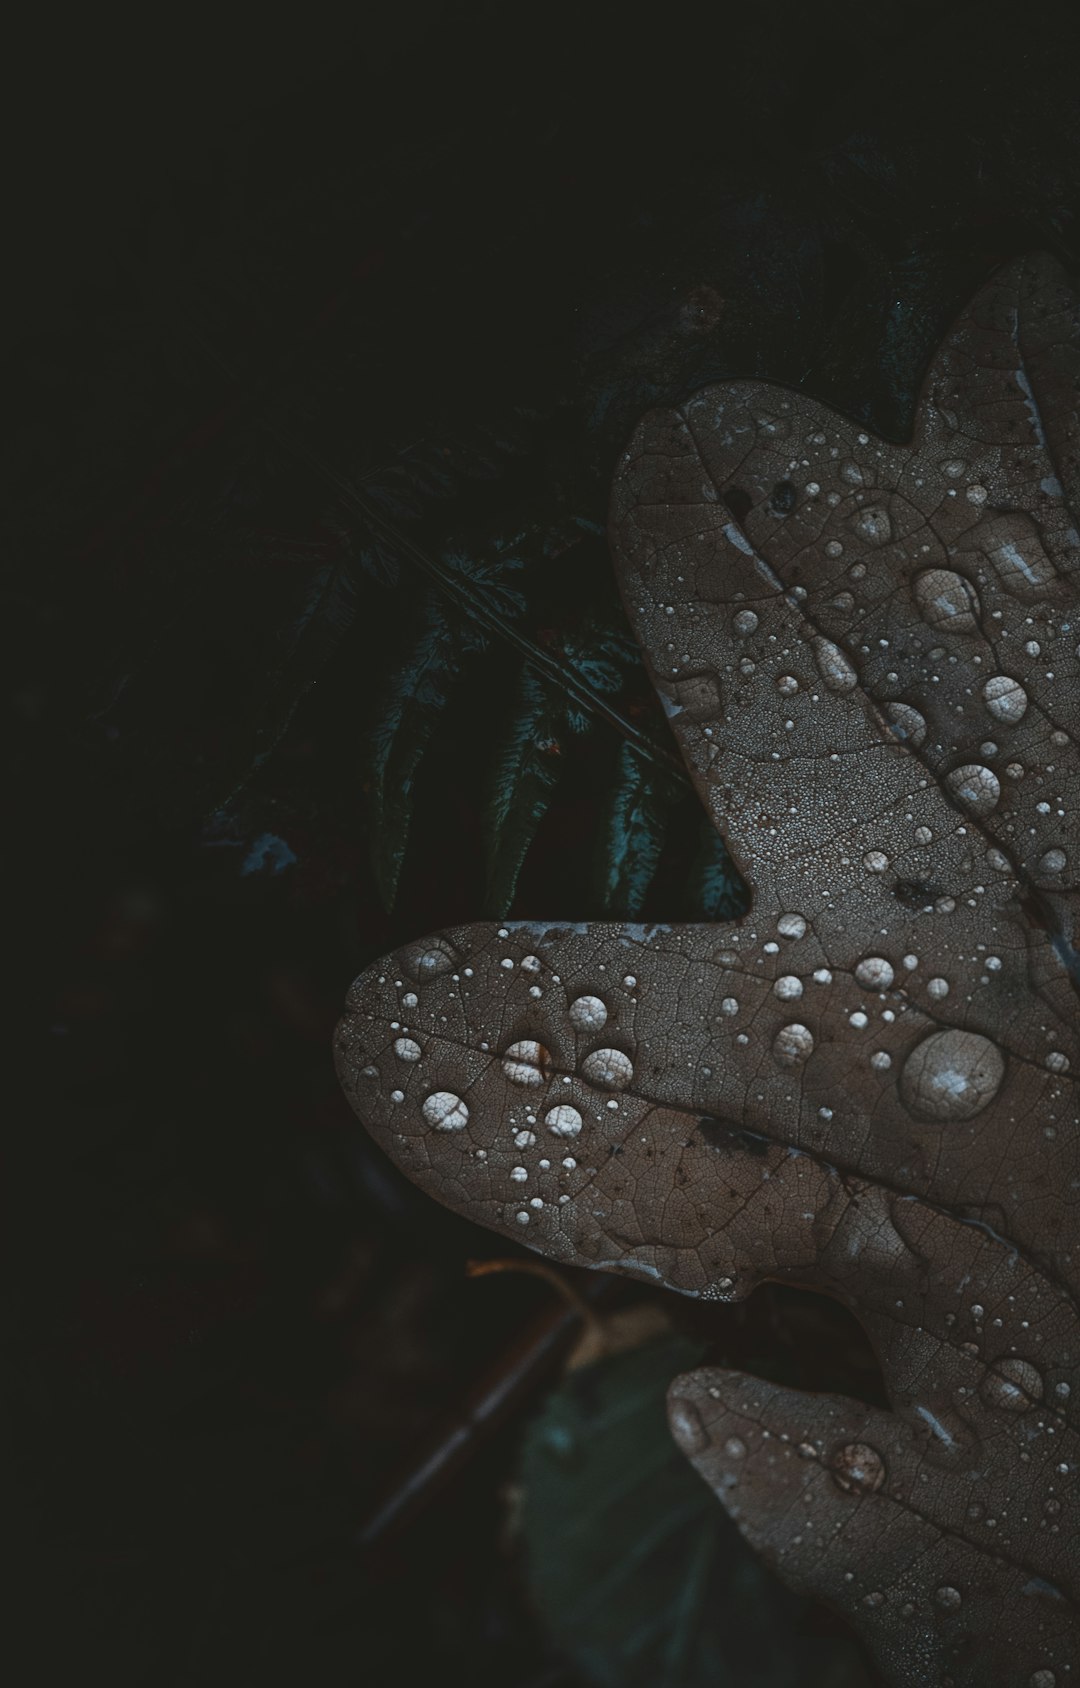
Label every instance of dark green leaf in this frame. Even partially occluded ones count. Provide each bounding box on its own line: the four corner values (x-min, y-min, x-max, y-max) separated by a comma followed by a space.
594, 744, 670, 918
521, 1333, 869, 1688
483, 668, 563, 916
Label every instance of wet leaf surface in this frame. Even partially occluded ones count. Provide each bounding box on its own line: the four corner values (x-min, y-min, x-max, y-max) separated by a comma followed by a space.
338, 256, 1080, 1685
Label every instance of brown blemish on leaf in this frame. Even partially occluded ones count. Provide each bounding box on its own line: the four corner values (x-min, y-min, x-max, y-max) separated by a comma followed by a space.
336, 255, 1080, 1685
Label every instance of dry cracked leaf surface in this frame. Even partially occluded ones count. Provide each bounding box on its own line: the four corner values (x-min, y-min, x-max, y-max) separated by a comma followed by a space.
336, 254, 1080, 1686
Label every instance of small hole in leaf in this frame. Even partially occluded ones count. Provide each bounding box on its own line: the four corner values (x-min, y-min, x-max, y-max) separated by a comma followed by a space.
723, 486, 753, 525
770, 480, 797, 515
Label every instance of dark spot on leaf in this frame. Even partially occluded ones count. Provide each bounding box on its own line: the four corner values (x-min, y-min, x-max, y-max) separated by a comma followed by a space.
723, 486, 753, 525
770, 480, 797, 515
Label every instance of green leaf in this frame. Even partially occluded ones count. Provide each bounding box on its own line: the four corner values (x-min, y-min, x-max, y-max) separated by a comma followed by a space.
520, 1333, 868, 1688
483, 668, 562, 916
367, 596, 461, 908
594, 744, 670, 918
686, 815, 748, 922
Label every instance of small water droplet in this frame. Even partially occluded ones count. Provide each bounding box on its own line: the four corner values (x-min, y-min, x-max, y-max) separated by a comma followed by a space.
569, 994, 608, 1032
946, 764, 1001, 817
983, 674, 1029, 724
773, 1023, 815, 1067
394, 1036, 422, 1062
855, 957, 894, 990
831, 1441, 886, 1494
850, 505, 892, 544
927, 977, 949, 1000
545, 1104, 583, 1137
724, 1435, 747, 1459
1039, 848, 1067, 874
410, 938, 456, 980
1030, 1672, 1057, 1688
733, 609, 759, 636
670, 1398, 709, 1454
777, 913, 807, 939
812, 637, 858, 692
721, 996, 739, 1016
581, 1048, 634, 1089
899, 1029, 1005, 1122
914, 569, 981, 634
934, 1585, 962, 1611
774, 975, 804, 1000
864, 850, 890, 872
1046, 1051, 1070, 1073
423, 1090, 470, 1130
776, 674, 799, 695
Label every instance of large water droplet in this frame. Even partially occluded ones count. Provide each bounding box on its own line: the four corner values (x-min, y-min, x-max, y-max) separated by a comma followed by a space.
983, 674, 1028, 724
884, 702, 928, 747
972, 514, 1059, 600
899, 1029, 1005, 1122
831, 1441, 886, 1494
773, 975, 804, 1000
913, 569, 981, 634
773, 1023, 815, 1067
569, 994, 608, 1032
545, 1103, 583, 1138
394, 1036, 422, 1062
945, 764, 1001, 817
502, 1040, 551, 1086
855, 957, 894, 990
581, 1048, 634, 1089
777, 913, 807, 939
423, 1090, 470, 1130
981, 1356, 1044, 1412
811, 637, 858, 692
850, 505, 892, 544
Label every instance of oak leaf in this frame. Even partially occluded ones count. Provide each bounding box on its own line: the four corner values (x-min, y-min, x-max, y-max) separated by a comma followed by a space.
336, 254, 1080, 1686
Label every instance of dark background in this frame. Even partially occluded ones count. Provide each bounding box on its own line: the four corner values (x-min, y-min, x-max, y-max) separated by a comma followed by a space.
10, 4, 1080, 1683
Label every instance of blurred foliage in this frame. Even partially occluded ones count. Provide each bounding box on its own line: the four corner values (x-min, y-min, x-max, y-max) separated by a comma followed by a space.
521, 1333, 874, 1688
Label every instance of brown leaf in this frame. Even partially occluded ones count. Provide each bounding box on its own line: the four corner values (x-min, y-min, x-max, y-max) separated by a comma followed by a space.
335, 253, 1080, 1686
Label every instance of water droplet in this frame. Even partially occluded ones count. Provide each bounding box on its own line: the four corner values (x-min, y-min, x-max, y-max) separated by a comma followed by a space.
1030, 1672, 1057, 1688
981, 1356, 1044, 1412
423, 1090, 470, 1130
945, 764, 1001, 817
670, 1397, 709, 1453
831, 1441, 886, 1494
773, 1023, 815, 1067
850, 505, 892, 544
510, 1165, 528, 1182
1046, 1051, 1070, 1074
776, 674, 799, 695
900, 1029, 1005, 1122
840, 460, 864, 486
855, 957, 894, 990
733, 609, 759, 636
502, 1040, 551, 1086
394, 1036, 422, 1062
864, 850, 890, 872
545, 1104, 583, 1138
1039, 848, 1067, 874
914, 569, 981, 634
812, 637, 858, 692
724, 1435, 747, 1459
569, 994, 608, 1032
934, 1585, 962, 1611
581, 1048, 634, 1089
409, 938, 456, 980
927, 977, 949, 1000
871, 1051, 892, 1071
983, 674, 1029, 724
884, 702, 927, 747
777, 913, 807, 939
774, 975, 804, 1000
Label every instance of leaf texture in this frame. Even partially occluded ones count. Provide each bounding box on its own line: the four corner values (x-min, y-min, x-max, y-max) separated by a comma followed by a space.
335, 253, 1080, 1685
